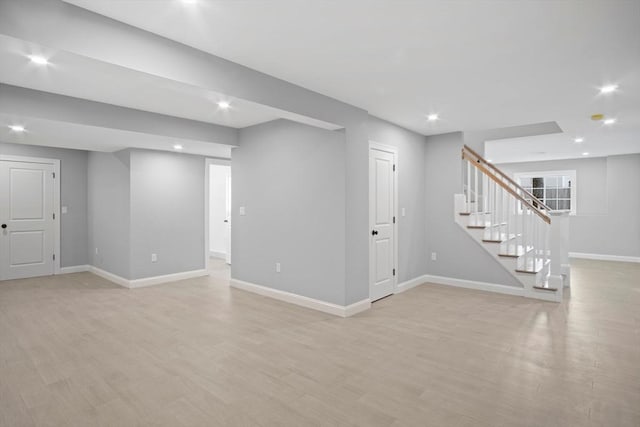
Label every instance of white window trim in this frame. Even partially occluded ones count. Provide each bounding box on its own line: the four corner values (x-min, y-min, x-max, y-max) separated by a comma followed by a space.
514, 169, 577, 215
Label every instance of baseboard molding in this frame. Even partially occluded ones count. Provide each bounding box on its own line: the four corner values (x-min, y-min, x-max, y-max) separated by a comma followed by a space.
129, 269, 209, 288
569, 252, 640, 263
89, 266, 130, 288
88, 266, 208, 289
423, 274, 525, 297
230, 278, 370, 317
395, 275, 429, 293
59, 265, 90, 274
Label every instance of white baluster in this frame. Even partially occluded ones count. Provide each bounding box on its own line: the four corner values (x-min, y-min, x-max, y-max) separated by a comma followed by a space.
466, 161, 471, 213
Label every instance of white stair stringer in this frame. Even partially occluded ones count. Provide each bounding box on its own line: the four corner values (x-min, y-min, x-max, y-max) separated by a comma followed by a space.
454, 194, 561, 302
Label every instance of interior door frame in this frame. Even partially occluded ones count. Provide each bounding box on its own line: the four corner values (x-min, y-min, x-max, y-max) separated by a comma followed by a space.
204, 157, 231, 272
0, 154, 61, 277
368, 141, 398, 299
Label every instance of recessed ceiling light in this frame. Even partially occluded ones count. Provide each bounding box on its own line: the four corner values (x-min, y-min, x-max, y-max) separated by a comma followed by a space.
603, 118, 617, 125
573, 137, 584, 143
487, 159, 493, 163
182, 0, 197, 3
427, 114, 439, 121
28, 55, 49, 65
173, 144, 183, 150
582, 152, 590, 156
8, 125, 25, 132
217, 101, 230, 110
599, 84, 618, 94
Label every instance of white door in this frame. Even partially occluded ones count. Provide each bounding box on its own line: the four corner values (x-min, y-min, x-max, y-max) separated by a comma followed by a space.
0, 161, 56, 280
369, 147, 396, 301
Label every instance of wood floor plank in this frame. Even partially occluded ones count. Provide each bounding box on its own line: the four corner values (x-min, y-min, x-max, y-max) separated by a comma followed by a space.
0, 258, 638, 426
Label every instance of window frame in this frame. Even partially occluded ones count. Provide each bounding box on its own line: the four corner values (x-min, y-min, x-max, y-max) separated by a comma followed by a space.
514, 170, 577, 215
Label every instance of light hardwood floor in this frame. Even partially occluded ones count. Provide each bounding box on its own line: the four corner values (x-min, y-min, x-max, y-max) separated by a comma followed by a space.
1, 259, 639, 426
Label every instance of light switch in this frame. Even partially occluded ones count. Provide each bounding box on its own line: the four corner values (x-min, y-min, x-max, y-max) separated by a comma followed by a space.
62, 206, 68, 214
401, 207, 406, 217
151, 253, 158, 262
239, 207, 246, 216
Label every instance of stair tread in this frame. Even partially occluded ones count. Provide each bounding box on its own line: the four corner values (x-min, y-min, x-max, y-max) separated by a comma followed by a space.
533, 284, 558, 292
482, 231, 516, 243
516, 258, 550, 274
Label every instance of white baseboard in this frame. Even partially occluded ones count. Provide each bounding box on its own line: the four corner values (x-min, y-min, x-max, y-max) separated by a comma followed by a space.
89, 266, 130, 288
59, 265, 90, 274
569, 252, 640, 263
88, 266, 208, 289
230, 278, 370, 317
395, 275, 428, 293
129, 269, 208, 288
423, 274, 525, 297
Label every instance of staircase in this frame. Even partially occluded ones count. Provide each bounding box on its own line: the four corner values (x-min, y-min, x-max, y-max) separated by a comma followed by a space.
455, 145, 570, 302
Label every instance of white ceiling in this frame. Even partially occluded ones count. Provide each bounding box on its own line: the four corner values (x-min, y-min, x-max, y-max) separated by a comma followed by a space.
64, 0, 640, 157
0, 35, 283, 129
0, 113, 233, 158
0, 32, 342, 156
1, 1, 638, 161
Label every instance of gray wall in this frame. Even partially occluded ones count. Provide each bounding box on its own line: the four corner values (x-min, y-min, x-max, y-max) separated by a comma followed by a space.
368, 116, 428, 283
499, 154, 640, 257
129, 149, 206, 279
232, 120, 347, 305
87, 151, 131, 278
1, 0, 372, 305
0, 141, 88, 268
424, 132, 521, 286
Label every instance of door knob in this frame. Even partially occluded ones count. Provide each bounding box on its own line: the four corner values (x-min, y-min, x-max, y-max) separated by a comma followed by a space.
371, 230, 378, 236
1, 224, 6, 229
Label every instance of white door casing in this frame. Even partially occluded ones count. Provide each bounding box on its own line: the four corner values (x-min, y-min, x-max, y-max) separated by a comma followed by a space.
224, 173, 231, 265
0, 157, 60, 280
369, 143, 397, 301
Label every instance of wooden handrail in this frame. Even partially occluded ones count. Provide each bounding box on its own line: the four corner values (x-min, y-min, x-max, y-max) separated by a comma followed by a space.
463, 145, 551, 211
462, 146, 551, 224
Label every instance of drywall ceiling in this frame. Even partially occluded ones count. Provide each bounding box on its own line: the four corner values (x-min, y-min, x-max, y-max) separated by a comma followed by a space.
0, 113, 233, 158
0, 35, 281, 129
64, 0, 640, 162
0, 33, 342, 154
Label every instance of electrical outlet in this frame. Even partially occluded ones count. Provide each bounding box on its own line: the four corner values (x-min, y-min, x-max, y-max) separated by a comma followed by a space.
431, 252, 437, 261
151, 253, 158, 263
95, 247, 99, 255
275, 262, 281, 273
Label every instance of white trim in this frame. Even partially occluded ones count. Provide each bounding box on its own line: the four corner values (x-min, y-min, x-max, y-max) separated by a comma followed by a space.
0, 155, 61, 276
89, 266, 130, 288
129, 269, 208, 288
60, 265, 90, 274
395, 274, 428, 293
423, 274, 525, 297
368, 141, 399, 299
88, 266, 208, 289
230, 278, 371, 317
569, 252, 640, 263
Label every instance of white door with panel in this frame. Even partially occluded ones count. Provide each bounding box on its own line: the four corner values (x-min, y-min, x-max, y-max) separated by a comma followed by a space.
0, 160, 56, 280
369, 147, 396, 301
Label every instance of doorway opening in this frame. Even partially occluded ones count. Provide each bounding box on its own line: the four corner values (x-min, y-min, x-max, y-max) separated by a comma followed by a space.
206, 159, 231, 279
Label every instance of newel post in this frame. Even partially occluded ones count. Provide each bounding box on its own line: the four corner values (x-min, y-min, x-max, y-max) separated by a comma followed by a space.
548, 211, 570, 289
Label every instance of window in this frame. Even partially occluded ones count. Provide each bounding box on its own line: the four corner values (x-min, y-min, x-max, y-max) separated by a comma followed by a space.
514, 170, 576, 215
